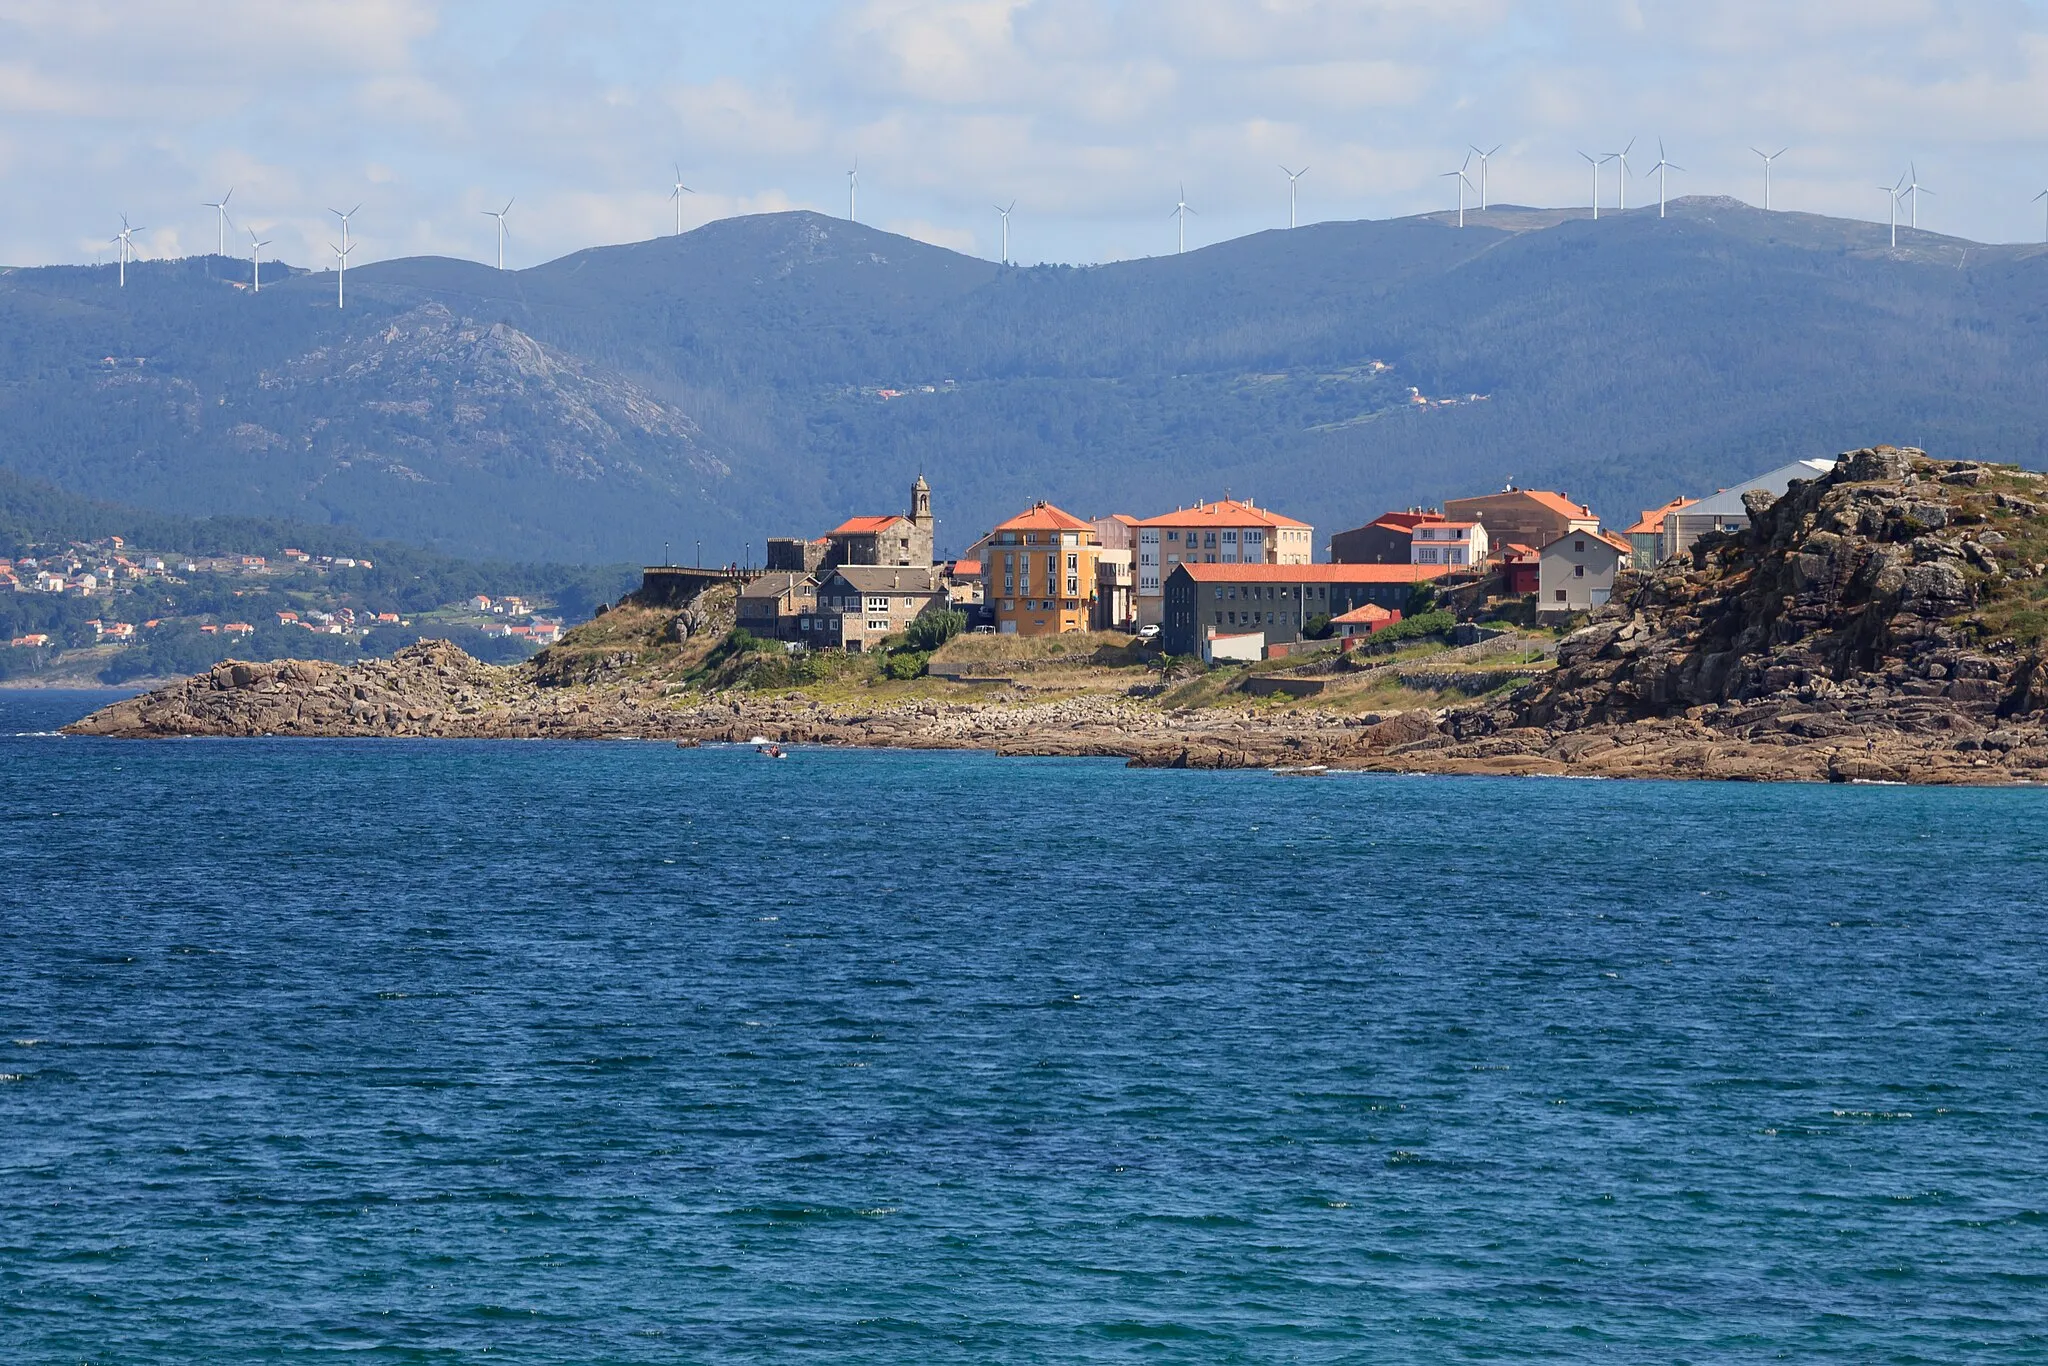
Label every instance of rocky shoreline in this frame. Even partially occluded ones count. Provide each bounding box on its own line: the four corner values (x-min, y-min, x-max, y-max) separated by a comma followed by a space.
60, 447, 2048, 786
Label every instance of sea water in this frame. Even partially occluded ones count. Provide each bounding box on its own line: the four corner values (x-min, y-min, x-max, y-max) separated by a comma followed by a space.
2, 689, 2045, 1363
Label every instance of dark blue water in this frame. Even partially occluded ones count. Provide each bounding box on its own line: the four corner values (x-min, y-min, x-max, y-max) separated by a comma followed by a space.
3, 689, 2046, 1363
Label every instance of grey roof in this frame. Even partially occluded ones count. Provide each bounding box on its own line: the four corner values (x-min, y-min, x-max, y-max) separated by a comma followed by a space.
736, 572, 814, 599
1687, 459, 1838, 517
823, 564, 944, 593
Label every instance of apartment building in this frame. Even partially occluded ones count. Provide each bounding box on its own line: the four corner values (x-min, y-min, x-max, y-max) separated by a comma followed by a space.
983, 502, 1102, 636
1133, 498, 1314, 627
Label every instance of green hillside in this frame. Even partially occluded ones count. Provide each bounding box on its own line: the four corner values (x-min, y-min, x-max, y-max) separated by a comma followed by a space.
1, 198, 2043, 562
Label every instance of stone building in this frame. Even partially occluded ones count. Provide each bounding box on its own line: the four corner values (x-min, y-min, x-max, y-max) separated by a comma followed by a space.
1443, 487, 1599, 557
803, 564, 948, 651
823, 475, 936, 569
735, 572, 817, 641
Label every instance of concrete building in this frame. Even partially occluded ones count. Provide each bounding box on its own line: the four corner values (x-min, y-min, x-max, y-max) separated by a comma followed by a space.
1329, 603, 1398, 638
1133, 498, 1314, 628
1444, 487, 1599, 555
1161, 562, 1449, 658
1094, 549, 1135, 631
823, 475, 936, 569
1624, 498, 1697, 569
1537, 530, 1631, 615
1092, 513, 1139, 553
1661, 459, 1838, 562
1409, 519, 1489, 567
983, 501, 1102, 636
1330, 510, 1445, 565
735, 572, 816, 641
804, 564, 948, 651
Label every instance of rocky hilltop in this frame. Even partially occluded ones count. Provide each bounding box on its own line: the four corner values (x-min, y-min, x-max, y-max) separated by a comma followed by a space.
63, 447, 2048, 783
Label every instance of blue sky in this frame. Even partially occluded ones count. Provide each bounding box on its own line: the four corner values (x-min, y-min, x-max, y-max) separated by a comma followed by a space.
4, 1, 2046, 271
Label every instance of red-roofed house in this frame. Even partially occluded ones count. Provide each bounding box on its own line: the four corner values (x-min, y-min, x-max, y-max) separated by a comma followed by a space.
1445, 486, 1600, 554
1408, 519, 1488, 567
1624, 497, 1697, 569
983, 501, 1101, 636
1538, 529, 1633, 615
1161, 561, 1449, 658
1500, 543, 1541, 595
821, 475, 935, 569
1132, 498, 1315, 627
1329, 602, 1399, 640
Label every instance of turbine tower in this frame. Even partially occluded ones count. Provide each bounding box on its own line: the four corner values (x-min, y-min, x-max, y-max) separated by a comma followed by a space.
1281, 164, 1308, 228
1751, 147, 1788, 211
1440, 155, 1474, 228
1172, 184, 1195, 253
1900, 163, 1932, 229
482, 199, 513, 270
331, 239, 354, 309
202, 189, 233, 257
1578, 151, 1607, 219
669, 164, 694, 235
111, 215, 143, 288
248, 227, 272, 293
847, 158, 859, 222
1646, 140, 1684, 218
1880, 174, 1905, 247
994, 200, 1015, 264
1605, 138, 1635, 212
329, 203, 359, 252
1468, 144, 1501, 211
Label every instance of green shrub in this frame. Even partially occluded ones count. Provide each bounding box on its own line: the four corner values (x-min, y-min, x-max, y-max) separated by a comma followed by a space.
903, 608, 966, 652
1302, 612, 1333, 639
881, 649, 931, 680
1404, 582, 1441, 618
1370, 609, 1456, 645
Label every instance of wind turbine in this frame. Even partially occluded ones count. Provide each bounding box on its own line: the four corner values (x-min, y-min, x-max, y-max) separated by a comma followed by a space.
331, 239, 354, 308
329, 203, 360, 251
994, 200, 1015, 264
847, 158, 858, 222
248, 227, 272, 292
1172, 184, 1195, 253
2035, 189, 2048, 245
1646, 140, 1684, 217
1468, 144, 1501, 211
111, 216, 143, 288
1751, 147, 1788, 211
1900, 163, 1932, 229
1440, 154, 1474, 228
202, 189, 233, 257
669, 164, 694, 235
1880, 173, 1905, 247
1605, 138, 1636, 212
1281, 164, 1308, 228
482, 199, 513, 270
1579, 151, 1608, 219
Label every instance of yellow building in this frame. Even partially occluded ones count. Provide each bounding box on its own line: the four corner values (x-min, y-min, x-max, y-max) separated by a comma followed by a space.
984, 501, 1102, 636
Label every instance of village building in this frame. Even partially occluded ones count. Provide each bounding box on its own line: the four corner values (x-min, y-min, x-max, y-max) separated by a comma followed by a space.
1329, 603, 1399, 639
1160, 562, 1449, 659
983, 502, 1102, 636
1094, 550, 1135, 631
803, 564, 948, 651
1409, 519, 1489, 567
1660, 459, 1838, 563
1133, 498, 1315, 627
735, 572, 818, 642
1091, 513, 1140, 553
1625, 497, 1698, 569
1500, 543, 1541, 595
1444, 487, 1600, 556
1537, 529, 1632, 615
765, 536, 831, 574
821, 475, 936, 569
1329, 510, 1445, 565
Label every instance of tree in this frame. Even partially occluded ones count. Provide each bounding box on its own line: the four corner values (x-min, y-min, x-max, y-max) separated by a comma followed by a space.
902, 608, 966, 651
1303, 612, 1333, 639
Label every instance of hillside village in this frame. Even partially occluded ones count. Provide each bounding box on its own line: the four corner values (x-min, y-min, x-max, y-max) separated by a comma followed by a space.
685, 456, 1841, 667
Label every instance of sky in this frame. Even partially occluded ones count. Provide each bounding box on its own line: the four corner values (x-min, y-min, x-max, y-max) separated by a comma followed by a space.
3, 0, 2047, 272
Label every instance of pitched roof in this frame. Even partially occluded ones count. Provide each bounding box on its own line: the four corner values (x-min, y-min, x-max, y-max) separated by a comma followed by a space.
1330, 603, 1396, 624
1625, 497, 1697, 535
1685, 459, 1839, 518
1134, 498, 1312, 529
1367, 511, 1446, 531
1173, 561, 1451, 584
945, 559, 981, 578
1540, 529, 1632, 556
827, 515, 908, 537
1447, 488, 1597, 520
992, 501, 1096, 533
737, 572, 814, 599
824, 565, 945, 593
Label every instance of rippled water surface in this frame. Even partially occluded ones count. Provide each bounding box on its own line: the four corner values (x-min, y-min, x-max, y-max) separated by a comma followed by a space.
3, 688, 2046, 1363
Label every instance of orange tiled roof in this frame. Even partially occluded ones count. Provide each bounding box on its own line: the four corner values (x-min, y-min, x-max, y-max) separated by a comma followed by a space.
1176, 562, 1450, 584
1519, 489, 1595, 519
1368, 511, 1446, 531
1135, 498, 1311, 529
1542, 529, 1631, 555
1330, 603, 1396, 624
1625, 497, 1697, 535
827, 515, 906, 536
993, 501, 1096, 533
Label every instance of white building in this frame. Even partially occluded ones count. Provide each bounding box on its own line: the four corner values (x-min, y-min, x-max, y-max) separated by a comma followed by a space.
1538, 530, 1631, 614
1409, 519, 1489, 567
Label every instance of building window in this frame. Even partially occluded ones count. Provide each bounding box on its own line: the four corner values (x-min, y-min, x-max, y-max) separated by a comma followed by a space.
1555, 589, 1567, 601
1223, 530, 1237, 543
1574, 565, 1585, 578
1167, 531, 1179, 542
1066, 553, 1078, 571
1003, 600, 1014, 611
1575, 540, 1586, 552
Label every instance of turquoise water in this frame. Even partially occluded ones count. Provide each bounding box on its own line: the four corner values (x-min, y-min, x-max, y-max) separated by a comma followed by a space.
3, 689, 2046, 1363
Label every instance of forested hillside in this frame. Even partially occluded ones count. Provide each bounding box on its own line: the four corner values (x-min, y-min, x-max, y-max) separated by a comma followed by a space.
2, 198, 2043, 562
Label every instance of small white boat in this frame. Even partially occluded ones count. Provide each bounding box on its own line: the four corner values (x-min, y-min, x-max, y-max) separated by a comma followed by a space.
747, 734, 771, 746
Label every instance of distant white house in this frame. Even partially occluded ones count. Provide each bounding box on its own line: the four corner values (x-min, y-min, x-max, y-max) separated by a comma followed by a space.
1538, 530, 1631, 615
1662, 458, 1838, 562
1409, 519, 1489, 567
